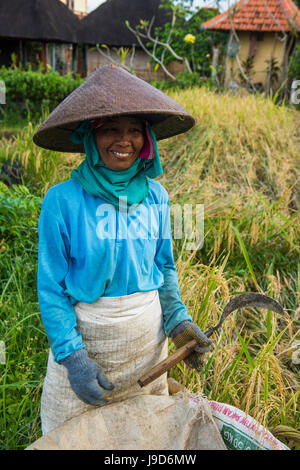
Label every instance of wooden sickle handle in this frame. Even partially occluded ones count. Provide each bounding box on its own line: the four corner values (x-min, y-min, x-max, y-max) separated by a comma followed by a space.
138, 339, 198, 388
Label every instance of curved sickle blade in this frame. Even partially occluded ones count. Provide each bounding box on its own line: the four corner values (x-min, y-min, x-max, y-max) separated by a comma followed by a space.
138, 293, 285, 388
205, 293, 284, 338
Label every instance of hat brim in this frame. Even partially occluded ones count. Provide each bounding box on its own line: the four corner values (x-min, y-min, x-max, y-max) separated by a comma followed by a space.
33, 112, 195, 153
33, 65, 196, 153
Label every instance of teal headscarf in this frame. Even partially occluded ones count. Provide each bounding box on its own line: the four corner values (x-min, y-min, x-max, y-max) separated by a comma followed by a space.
70, 120, 163, 210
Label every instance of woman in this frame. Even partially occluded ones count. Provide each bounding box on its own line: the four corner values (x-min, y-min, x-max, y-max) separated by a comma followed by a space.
34, 65, 211, 435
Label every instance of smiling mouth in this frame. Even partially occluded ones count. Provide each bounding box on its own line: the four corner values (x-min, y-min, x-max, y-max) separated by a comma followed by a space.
110, 150, 134, 160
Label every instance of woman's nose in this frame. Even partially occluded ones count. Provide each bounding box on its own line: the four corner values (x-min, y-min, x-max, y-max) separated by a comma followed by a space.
116, 130, 131, 143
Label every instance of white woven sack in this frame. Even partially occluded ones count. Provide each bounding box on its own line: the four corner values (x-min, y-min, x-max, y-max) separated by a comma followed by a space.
27, 393, 227, 450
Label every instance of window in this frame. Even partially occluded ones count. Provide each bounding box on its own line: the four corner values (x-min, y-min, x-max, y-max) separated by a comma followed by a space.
256, 32, 264, 41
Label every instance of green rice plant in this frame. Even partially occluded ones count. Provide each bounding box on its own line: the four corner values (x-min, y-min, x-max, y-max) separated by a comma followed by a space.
231, 225, 260, 291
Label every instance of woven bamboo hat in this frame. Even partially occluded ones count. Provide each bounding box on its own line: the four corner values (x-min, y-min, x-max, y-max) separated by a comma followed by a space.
33, 64, 196, 153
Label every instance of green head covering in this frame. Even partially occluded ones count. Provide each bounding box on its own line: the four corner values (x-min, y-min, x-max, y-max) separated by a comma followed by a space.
70, 120, 163, 210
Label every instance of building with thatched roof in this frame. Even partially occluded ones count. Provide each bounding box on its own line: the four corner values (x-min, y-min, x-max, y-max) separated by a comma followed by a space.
78, 0, 177, 80
202, 0, 300, 91
0, 0, 84, 74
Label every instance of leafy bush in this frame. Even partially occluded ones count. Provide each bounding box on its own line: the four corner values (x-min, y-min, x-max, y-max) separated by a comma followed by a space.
0, 66, 85, 122
149, 0, 227, 76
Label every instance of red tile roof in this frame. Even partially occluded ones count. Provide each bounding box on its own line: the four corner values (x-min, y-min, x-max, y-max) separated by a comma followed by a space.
202, 0, 300, 32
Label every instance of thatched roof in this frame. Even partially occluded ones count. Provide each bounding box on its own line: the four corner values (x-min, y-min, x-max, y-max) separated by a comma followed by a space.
79, 0, 171, 46
0, 0, 82, 43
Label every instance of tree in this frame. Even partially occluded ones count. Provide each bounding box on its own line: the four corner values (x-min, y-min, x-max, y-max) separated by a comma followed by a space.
126, 0, 227, 80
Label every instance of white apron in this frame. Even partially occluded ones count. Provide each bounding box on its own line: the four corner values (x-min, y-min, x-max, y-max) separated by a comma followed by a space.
40, 289, 168, 435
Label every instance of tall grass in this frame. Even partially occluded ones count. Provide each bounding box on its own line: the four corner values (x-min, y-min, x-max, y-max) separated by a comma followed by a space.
0, 87, 299, 449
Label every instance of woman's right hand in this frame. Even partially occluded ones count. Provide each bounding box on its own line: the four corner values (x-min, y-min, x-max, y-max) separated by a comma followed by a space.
60, 349, 115, 405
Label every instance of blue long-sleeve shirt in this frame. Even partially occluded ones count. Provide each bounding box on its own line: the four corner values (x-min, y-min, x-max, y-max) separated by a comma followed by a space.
37, 178, 192, 362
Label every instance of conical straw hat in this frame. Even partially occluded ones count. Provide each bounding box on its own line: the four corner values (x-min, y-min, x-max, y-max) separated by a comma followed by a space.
33, 64, 196, 153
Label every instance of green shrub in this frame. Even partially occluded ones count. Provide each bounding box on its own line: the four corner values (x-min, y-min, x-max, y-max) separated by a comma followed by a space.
0, 66, 85, 123
146, 1, 227, 76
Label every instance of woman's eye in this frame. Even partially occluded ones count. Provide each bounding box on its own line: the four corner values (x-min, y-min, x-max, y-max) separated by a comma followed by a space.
102, 126, 143, 134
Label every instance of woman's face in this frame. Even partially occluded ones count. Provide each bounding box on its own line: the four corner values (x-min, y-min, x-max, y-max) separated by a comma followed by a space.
94, 116, 145, 171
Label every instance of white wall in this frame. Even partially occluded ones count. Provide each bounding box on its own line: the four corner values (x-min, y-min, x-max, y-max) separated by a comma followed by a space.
59, 0, 87, 16
87, 47, 185, 81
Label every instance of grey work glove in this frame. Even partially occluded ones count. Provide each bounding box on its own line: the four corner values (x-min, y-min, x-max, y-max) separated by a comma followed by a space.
60, 348, 114, 406
170, 320, 212, 372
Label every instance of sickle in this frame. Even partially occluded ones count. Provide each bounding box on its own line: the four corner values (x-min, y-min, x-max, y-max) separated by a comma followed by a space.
138, 293, 284, 388
204, 293, 284, 338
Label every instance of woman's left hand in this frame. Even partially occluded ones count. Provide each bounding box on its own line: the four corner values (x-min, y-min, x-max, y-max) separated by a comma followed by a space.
170, 321, 211, 372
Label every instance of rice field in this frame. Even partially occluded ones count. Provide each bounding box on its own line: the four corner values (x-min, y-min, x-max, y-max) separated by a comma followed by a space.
0, 86, 299, 449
